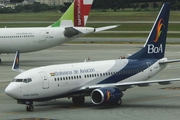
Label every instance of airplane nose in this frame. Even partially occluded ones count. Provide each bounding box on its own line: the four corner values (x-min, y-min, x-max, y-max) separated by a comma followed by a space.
5, 84, 17, 98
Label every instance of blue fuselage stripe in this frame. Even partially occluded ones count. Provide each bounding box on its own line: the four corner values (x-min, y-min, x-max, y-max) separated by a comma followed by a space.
98, 59, 158, 84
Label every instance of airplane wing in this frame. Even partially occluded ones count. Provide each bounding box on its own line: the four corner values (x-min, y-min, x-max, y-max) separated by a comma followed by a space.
80, 78, 180, 90
12, 51, 25, 73
64, 25, 118, 38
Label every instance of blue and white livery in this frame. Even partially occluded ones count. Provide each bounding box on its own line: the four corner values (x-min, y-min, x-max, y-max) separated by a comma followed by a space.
5, 3, 180, 111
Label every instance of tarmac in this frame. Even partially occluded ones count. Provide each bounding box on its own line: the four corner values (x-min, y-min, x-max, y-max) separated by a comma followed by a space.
0, 43, 180, 120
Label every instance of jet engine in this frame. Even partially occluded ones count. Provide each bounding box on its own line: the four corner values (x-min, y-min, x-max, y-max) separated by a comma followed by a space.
91, 88, 123, 105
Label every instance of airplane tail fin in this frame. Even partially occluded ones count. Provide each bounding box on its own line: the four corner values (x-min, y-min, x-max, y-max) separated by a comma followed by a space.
12, 51, 25, 73
50, 0, 93, 27
128, 3, 170, 59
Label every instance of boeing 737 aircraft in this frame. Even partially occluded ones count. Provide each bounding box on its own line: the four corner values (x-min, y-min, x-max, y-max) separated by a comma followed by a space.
0, 0, 117, 62
5, 3, 180, 112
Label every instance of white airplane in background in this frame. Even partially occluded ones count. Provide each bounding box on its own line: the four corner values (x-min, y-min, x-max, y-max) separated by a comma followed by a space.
0, 0, 117, 62
5, 3, 180, 112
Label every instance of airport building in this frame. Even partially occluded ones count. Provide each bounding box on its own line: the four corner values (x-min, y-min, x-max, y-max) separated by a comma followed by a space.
0, 0, 9, 3
35, 0, 73, 6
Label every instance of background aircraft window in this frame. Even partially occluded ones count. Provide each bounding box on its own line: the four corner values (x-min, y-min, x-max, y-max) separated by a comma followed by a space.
94, 74, 96, 77
57, 78, 59, 81
74, 76, 76, 79
54, 78, 56, 81
84, 75, 86, 78
77, 76, 79, 79
69, 76, 71, 80
71, 76, 73, 79
92, 74, 94, 77
79, 75, 81, 79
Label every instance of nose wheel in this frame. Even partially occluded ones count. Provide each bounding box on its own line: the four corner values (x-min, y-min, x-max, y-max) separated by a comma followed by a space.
26, 105, 34, 111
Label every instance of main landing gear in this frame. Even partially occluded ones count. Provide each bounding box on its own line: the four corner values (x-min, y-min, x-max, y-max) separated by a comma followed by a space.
72, 96, 85, 105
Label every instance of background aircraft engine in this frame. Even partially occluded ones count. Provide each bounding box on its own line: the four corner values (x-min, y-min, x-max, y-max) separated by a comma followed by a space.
91, 88, 123, 105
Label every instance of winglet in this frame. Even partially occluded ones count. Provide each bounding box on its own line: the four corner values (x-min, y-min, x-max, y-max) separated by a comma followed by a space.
50, 0, 94, 27
12, 51, 25, 73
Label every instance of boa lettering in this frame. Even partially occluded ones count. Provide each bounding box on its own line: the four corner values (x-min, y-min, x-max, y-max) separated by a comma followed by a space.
148, 44, 163, 54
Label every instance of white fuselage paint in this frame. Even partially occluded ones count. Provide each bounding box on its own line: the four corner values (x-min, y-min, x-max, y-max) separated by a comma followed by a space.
5, 58, 167, 100
0, 27, 65, 53
0, 27, 95, 53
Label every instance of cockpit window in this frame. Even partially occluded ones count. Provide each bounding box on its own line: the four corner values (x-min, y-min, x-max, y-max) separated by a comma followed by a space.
23, 78, 32, 83
12, 78, 32, 83
15, 79, 23, 82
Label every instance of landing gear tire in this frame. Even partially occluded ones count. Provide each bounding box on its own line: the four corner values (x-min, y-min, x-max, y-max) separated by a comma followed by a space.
26, 105, 34, 111
72, 96, 85, 105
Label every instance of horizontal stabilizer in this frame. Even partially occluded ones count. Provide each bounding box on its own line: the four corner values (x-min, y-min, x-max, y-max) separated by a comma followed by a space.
12, 51, 25, 73
64, 27, 95, 38
95, 25, 118, 33
64, 27, 80, 38
159, 59, 180, 64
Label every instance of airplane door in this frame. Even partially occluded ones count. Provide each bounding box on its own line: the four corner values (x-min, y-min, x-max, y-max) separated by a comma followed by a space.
40, 71, 49, 89
39, 31, 46, 41
147, 62, 152, 78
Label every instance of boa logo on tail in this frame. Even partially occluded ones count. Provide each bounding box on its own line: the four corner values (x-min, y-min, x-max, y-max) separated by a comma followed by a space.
74, 0, 92, 27
153, 18, 165, 43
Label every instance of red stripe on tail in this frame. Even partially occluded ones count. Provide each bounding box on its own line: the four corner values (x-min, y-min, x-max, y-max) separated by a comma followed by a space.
74, 0, 92, 27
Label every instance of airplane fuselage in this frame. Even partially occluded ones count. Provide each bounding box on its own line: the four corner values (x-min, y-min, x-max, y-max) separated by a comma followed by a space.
0, 27, 67, 53
6, 58, 167, 101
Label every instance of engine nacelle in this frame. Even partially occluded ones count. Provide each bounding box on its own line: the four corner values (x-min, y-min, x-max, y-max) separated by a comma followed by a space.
91, 88, 123, 105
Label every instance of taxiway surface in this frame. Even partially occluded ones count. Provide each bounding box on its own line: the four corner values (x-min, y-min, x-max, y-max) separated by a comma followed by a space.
0, 43, 180, 120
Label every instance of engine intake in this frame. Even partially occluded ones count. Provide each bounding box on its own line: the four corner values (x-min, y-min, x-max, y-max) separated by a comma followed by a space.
91, 88, 123, 105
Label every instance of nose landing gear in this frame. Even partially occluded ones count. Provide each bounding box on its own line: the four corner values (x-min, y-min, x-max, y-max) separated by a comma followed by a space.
26, 105, 34, 111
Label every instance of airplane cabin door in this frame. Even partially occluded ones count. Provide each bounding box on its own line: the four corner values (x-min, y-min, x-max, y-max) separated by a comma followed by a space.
39, 31, 46, 41
40, 71, 49, 89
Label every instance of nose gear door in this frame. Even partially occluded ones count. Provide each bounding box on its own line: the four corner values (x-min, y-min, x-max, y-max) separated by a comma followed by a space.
40, 71, 49, 89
